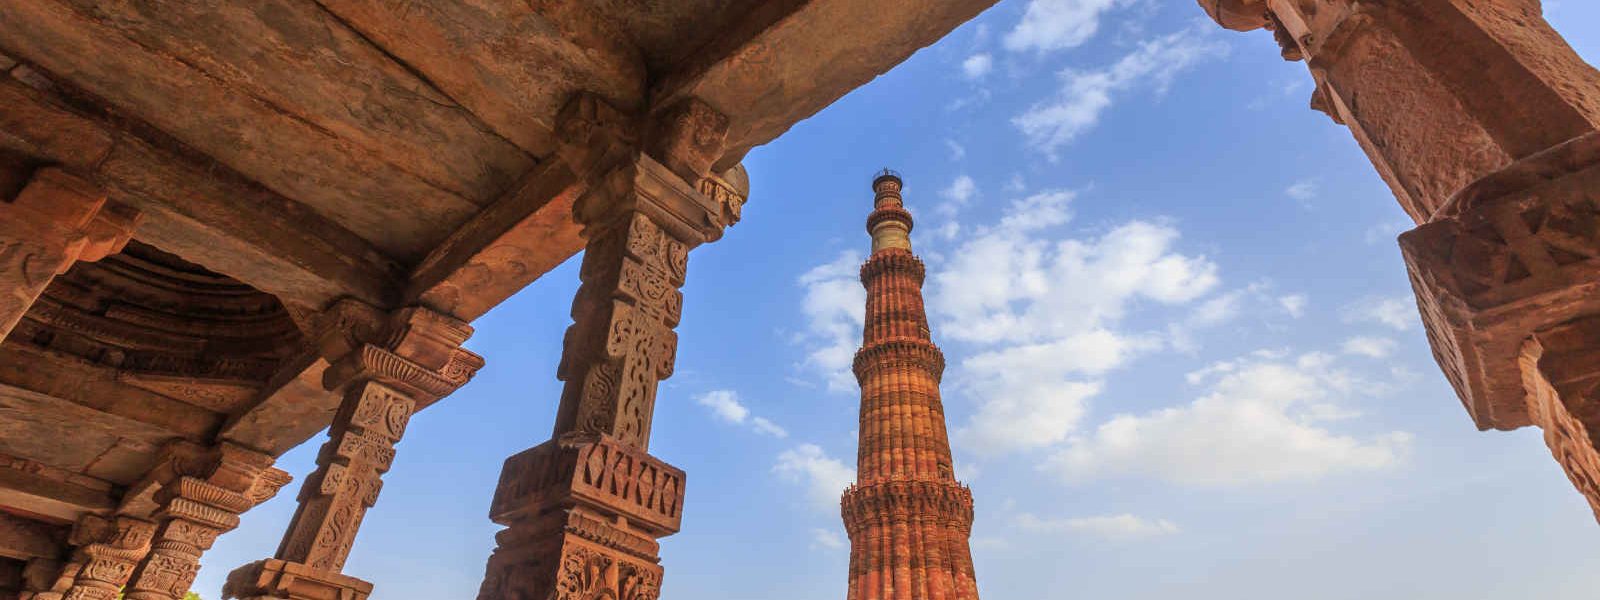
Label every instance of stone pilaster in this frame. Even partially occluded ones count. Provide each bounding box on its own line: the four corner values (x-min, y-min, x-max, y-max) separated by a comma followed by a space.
225, 304, 483, 600
120, 444, 290, 600
0, 167, 140, 343
1200, 0, 1600, 520
476, 95, 745, 600
38, 515, 156, 600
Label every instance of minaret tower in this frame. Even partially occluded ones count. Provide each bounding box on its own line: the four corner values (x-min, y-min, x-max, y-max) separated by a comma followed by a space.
841, 170, 979, 600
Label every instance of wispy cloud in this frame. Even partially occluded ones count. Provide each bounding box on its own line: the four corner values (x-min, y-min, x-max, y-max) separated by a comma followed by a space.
1004, 0, 1133, 54
1341, 295, 1418, 331
775, 444, 856, 511
695, 389, 790, 438
1049, 351, 1412, 486
1014, 513, 1180, 540
962, 53, 994, 79
1015, 26, 1227, 158
795, 252, 867, 391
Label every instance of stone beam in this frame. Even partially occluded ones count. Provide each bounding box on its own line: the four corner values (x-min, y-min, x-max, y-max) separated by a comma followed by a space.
309, 0, 646, 158
0, 457, 117, 524
0, 73, 399, 310
405, 160, 589, 321
0, 513, 67, 561
652, 0, 999, 171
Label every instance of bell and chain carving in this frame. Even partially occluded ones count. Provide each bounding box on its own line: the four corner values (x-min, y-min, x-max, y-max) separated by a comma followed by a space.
226, 304, 483, 600
0, 168, 140, 343
120, 443, 289, 600
479, 94, 742, 600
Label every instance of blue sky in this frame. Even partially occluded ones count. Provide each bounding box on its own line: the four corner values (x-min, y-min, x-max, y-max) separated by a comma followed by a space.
198, 2, 1600, 598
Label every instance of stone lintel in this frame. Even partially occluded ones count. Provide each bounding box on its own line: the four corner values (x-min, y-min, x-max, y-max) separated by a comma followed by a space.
0, 458, 117, 523
0, 513, 67, 561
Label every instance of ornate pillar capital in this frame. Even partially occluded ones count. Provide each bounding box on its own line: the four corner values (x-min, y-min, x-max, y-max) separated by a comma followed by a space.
0, 167, 141, 342
122, 443, 288, 600
35, 515, 157, 600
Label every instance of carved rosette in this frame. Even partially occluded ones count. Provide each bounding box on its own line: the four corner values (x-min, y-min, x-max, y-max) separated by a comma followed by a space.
124, 444, 288, 600
226, 304, 483, 600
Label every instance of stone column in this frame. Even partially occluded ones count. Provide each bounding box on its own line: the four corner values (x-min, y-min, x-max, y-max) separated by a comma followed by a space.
119, 444, 290, 600
1200, 0, 1600, 518
35, 515, 156, 600
476, 96, 746, 600
225, 304, 484, 600
0, 167, 140, 342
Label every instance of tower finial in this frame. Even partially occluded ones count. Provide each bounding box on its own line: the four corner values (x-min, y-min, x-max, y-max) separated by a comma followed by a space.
866, 170, 912, 253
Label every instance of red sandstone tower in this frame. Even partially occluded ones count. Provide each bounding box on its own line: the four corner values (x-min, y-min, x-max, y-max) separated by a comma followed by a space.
841, 170, 979, 600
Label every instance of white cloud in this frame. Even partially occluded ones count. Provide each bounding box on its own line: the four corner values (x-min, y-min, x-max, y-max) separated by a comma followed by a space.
1343, 336, 1398, 359
1286, 180, 1318, 204
696, 389, 750, 424
775, 444, 856, 511
752, 417, 790, 439
945, 138, 967, 161
1049, 351, 1412, 486
1015, 27, 1226, 158
938, 175, 979, 217
1278, 294, 1308, 318
796, 251, 867, 391
962, 53, 994, 79
1341, 295, 1417, 331
1004, 0, 1130, 54
1014, 513, 1180, 540
694, 389, 789, 438
928, 190, 1220, 455
810, 527, 847, 550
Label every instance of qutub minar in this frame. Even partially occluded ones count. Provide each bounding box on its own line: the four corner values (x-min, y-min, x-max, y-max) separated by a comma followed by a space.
841, 171, 980, 600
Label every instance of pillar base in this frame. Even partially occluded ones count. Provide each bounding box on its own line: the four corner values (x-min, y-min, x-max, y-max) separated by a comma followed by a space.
223, 559, 373, 600
478, 510, 662, 600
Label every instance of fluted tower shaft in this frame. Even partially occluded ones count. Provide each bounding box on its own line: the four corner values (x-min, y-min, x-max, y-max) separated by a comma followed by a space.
841, 171, 979, 600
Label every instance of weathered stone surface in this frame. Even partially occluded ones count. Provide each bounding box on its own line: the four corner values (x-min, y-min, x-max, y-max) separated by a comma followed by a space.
0, 2, 1003, 595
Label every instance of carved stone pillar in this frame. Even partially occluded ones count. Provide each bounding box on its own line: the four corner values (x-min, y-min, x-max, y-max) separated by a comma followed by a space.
119, 444, 290, 600
0, 167, 140, 342
1521, 317, 1600, 520
476, 96, 746, 600
1201, 0, 1600, 220
225, 304, 484, 600
37, 515, 156, 600
1200, 0, 1600, 519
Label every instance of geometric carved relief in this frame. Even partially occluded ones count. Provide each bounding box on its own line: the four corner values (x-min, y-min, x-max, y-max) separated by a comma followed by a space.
1400, 132, 1600, 431
490, 433, 686, 539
